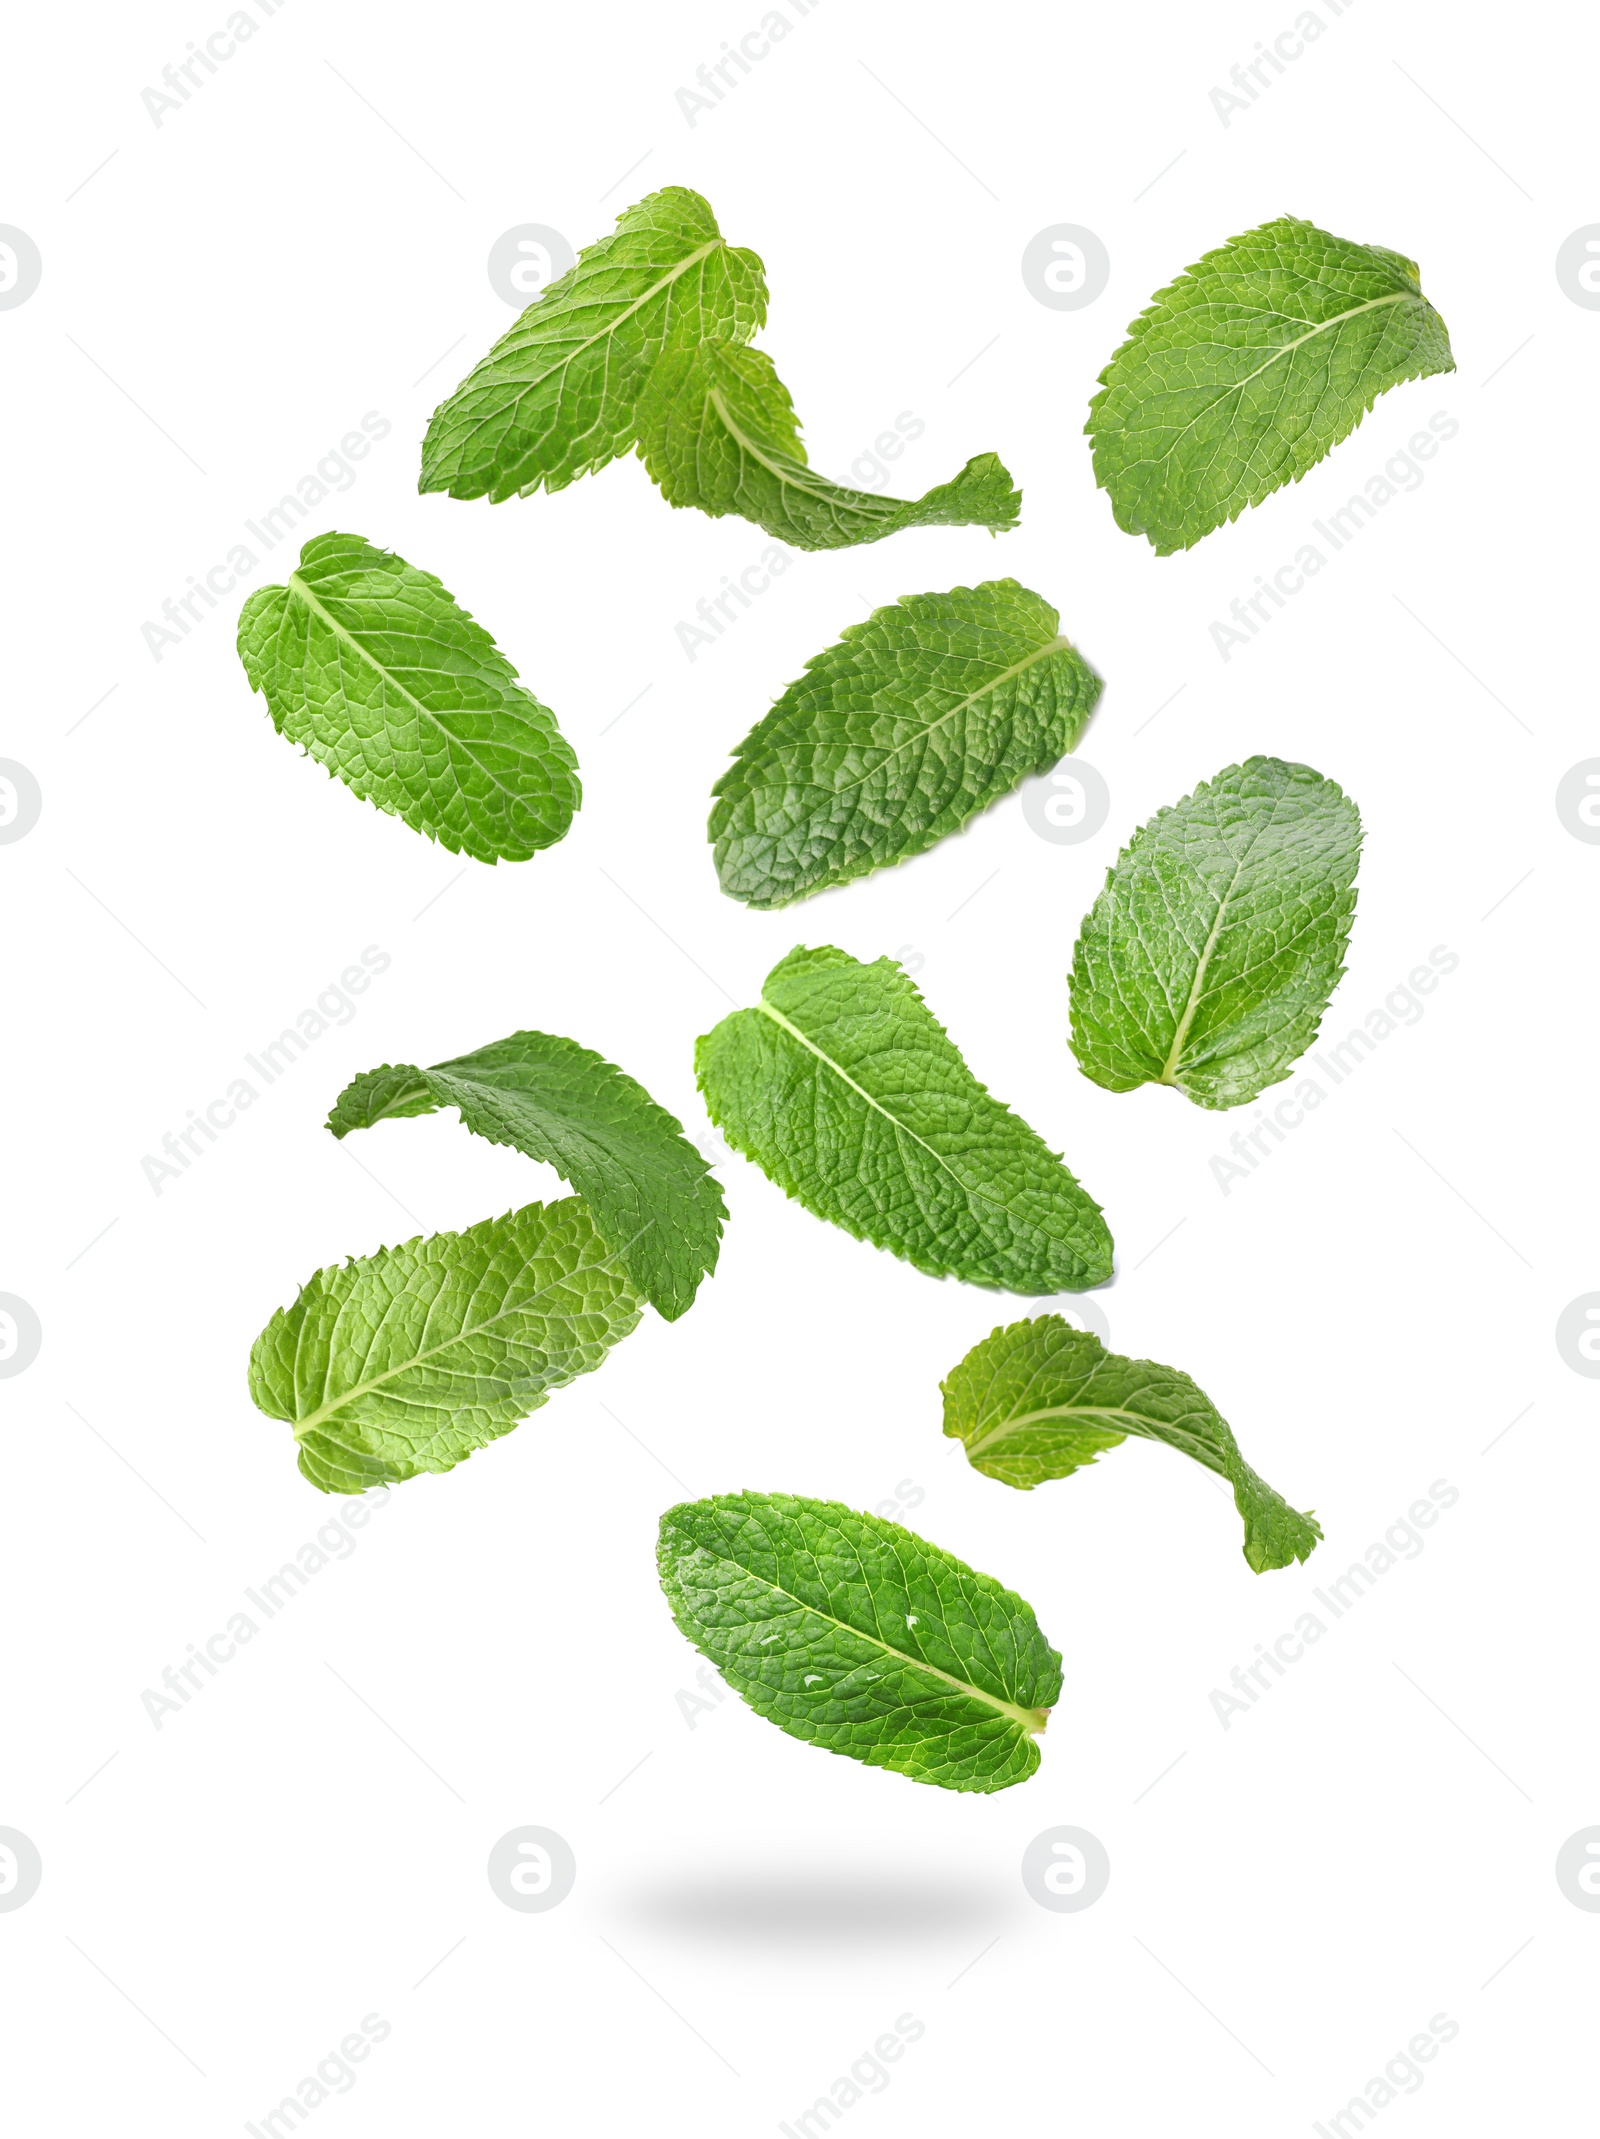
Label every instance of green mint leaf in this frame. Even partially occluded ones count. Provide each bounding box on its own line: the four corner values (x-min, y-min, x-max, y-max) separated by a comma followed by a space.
1070, 757, 1361, 1110
636, 341, 1021, 550
657, 1490, 1061, 1792
420, 187, 767, 503
237, 531, 579, 863
696, 945, 1112, 1291
327, 1029, 725, 1322
1087, 215, 1455, 553
710, 579, 1102, 907
249, 1199, 641, 1493
942, 1316, 1321, 1574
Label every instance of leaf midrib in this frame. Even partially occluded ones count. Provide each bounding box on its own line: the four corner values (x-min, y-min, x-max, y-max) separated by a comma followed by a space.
360, 1073, 435, 1125
698, 380, 1003, 541
283, 569, 539, 813
1157, 803, 1283, 1083
704, 1554, 1051, 1735
752, 992, 1026, 1227
793, 633, 1075, 804
289, 1224, 640, 1440
964, 1400, 1229, 1476
490, 236, 729, 485
705, 381, 925, 531
1146, 289, 1420, 459
1157, 849, 1250, 1083
706, 381, 816, 487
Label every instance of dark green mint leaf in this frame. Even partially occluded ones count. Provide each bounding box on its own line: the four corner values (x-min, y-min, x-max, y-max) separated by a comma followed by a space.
657, 1490, 1061, 1792
711, 580, 1102, 907
328, 1029, 725, 1321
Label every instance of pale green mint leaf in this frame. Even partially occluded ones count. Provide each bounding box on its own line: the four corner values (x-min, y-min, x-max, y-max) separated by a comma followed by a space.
420, 187, 767, 502
636, 341, 1021, 550
710, 579, 1102, 907
326, 1028, 725, 1322
237, 532, 579, 863
657, 1490, 1061, 1792
942, 1316, 1321, 1574
1069, 757, 1361, 1110
249, 1199, 641, 1493
696, 945, 1112, 1291
1087, 216, 1455, 553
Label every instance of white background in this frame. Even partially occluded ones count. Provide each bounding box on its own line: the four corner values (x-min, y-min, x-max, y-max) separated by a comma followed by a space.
3, 1, 1594, 2131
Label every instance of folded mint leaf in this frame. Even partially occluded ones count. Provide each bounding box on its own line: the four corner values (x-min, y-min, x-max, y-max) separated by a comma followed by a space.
249, 1200, 641, 1493
327, 1030, 725, 1322
697, 945, 1112, 1292
943, 1316, 1321, 1574
324, 1063, 436, 1130
657, 1490, 1061, 1792
237, 532, 579, 863
1070, 757, 1361, 1110
1087, 216, 1455, 553
711, 579, 1101, 907
637, 341, 1020, 550
420, 187, 767, 503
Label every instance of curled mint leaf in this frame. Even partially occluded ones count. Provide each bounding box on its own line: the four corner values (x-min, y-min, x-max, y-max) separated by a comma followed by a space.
1069, 757, 1361, 1110
697, 945, 1112, 1292
710, 579, 1102, 907
1087, 216, 1455, 553
657, 1490, 1061, 1792
420, 187, 766, 502
249, 1200, 641, 1493
637, 341, 1020, 550
237, 531, 578, 863
327, 1028, 725, 1322
942, 1316, 1321, 1574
